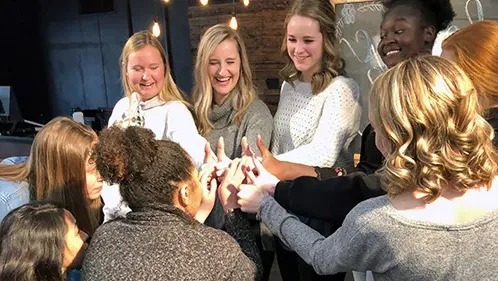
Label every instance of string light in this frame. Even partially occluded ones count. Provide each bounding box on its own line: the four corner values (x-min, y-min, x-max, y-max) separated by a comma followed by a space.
243, 0, 249, 7
200, 0, 208, 5
229, 14, 238, 30
152, 18, 160, 37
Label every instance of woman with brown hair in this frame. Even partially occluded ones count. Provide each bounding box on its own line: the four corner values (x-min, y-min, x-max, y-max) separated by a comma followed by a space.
0, 117, 103, 236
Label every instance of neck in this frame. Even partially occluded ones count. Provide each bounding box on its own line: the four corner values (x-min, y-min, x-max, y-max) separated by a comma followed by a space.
213, 91, 230, 106
301, 71, 314, 83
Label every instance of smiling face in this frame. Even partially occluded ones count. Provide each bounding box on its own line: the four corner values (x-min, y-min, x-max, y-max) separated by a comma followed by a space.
378, 5, 435, 69
126, 45, 165, 102
286, 15, 324, 81
207, 38, 241, 105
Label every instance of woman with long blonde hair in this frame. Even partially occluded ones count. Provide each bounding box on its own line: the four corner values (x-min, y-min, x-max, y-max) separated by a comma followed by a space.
192, 24, 272, 160
104, 31, 214, 221
238, 55, 498, 280
0, 117, 103, 236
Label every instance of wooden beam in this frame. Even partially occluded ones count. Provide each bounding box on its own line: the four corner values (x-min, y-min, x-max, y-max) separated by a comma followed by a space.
330, 0, 375, 7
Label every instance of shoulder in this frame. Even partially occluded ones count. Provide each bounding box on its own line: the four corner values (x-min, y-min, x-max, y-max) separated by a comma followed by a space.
321, 76, 360, 101
244, 99, 272, 118
162, 100, 192, 114
1, 156, 28, 165
343, 195, 391, 231
112, 97, 131, 111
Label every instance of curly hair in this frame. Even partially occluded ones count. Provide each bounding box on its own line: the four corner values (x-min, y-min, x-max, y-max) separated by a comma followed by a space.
382, 0, 456, 33
93, 126, 196, 219
442, 21, 498, 108
370, 56, 498, 202
0, 202, 66, 281
280, 0, 344, 94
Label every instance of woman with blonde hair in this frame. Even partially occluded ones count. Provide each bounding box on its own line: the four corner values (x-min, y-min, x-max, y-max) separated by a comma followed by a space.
191, 23, 273, 279
441, 20, 498, 146
0, 117, 103, 236
104, 31, 214, 221
192, 24, 273, 159
238, 55, 498, 280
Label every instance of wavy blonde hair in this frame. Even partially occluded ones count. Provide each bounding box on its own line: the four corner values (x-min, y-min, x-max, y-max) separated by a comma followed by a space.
0, 117, 101, 235
280, 0, 344, 94
192, 24, 256, 136
442, 20, 498, 108
370, 56, 498, 202
120, 31, 189, 107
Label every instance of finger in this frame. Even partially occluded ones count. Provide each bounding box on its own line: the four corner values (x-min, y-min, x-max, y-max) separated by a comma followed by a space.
241, 136, 254, 157
209, 178, 217, 196
256, 135, 271, 158
204, 142, 212, 164
244, 169, 257, 185
217, 137, 226, 162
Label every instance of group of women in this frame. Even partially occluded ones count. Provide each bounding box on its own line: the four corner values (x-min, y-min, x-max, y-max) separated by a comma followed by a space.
1, 0, 498, 280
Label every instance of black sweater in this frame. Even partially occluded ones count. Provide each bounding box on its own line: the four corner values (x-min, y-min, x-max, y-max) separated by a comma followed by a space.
274, 124, 385, 226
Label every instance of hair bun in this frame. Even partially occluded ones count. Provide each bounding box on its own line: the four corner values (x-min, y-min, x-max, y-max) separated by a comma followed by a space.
94, 126, 158, 185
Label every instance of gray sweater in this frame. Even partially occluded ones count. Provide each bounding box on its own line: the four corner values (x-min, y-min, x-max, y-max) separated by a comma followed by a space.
82, 207, 261, 281
259, 195, 498, 280
206, 95, 273, 159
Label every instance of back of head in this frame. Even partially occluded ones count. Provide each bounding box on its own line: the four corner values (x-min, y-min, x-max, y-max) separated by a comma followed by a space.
25, 117, 101, 235
442, 20, 498, 108
370, 56, 498, 202
120, 30, 186, 104
382, 0, 455, 34
192, 24, 256, 135
280, 0, 344, 94
0, 202, 66, 281
94, 126, 195, 211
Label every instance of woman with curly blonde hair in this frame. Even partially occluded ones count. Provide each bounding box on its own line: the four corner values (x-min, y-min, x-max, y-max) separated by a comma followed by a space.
237, 56, 498, 280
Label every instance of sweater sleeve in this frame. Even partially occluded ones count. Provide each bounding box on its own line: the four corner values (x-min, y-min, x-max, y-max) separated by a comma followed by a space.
275, 78, 361, 167
273, 173, 384, 225
241, 100, 273, 158
224, 210, 263, 281
163, 102, 210, 170
258, 196, 391, 275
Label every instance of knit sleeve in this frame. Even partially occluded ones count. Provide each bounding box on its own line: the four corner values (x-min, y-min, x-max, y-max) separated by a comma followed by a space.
163, 102, 210, 170
275, 78, 361, 167
241, 100, 273, 158
258, 196, 392, 275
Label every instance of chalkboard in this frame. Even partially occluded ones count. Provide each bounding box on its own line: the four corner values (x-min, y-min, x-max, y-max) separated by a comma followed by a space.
335, 0, 498, 132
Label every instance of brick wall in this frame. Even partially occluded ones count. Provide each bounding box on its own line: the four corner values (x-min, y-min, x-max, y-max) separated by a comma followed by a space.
188, 0, 290, 114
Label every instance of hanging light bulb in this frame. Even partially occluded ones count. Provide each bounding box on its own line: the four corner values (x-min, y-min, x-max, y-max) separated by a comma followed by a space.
243, 0, 249, 7
229, 14, 238, 30
152, 19, 160, 37
200, 0, 208, 5
163, 0, 169, 3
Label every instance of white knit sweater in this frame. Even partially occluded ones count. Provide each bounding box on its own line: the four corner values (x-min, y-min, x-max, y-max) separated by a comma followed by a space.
271, 76, 361, 167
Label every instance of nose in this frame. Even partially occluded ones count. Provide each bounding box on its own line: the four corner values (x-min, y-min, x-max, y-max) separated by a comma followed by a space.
218, 63, 229, 76
294, 41, 305, 54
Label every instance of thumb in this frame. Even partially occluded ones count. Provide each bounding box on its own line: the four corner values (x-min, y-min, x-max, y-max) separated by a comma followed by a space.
217, 136, 226, 162
204, 142, 212, 164
209, 178, 217, 197
256, 135, 270, 158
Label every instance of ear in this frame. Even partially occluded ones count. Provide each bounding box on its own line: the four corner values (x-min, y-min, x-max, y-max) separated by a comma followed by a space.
424, 25, 437, 46
178, 184, 190, 207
